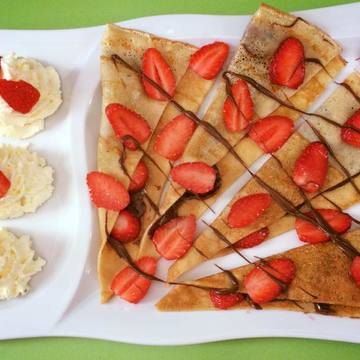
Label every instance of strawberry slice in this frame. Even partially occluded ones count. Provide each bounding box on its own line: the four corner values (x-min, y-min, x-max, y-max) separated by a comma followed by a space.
152, 215, 196, 260
0, 170, 10, 199
350, 256, 360, 288
170, 162, 216, 194
111, 256, 157, 304
223, 79, 254, 132
295, 208, 352, 244
86, 171, 130, 211
128, 160, 148, 192
142, 48, 176, 101
154, 114, 196, 161
248, 116, 294, 153
111, 210, 140, 242
269, 37, 305, 89
341, 109, 360, 149
0, 79, 40, 114
105, 103, 151, 150
209, 290, 243, 310
244, 258, 296, 304
292, 142, 328, 193
234, 228, 269, 249
228, 193, 272, 228
189, 42, 229, 80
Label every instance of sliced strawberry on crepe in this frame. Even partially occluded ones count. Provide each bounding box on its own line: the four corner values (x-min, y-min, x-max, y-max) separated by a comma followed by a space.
234, 228, 269, 249
111, 210, 140, 242
269, 37, 305, 89
105, 103, 151, 150
0, 79, 40, 114
341, 109, 360, 149
189, 41, 229, 80
153, 114, 196, 161
142, 48, 176, 101
128, 160, 148, 192
0, 170, 10, 199
295, 208, 352, 244
170, 162, 216, 194
86, 171, 130, 211
350, 256, 360, 288
248, 116, 294, 153
111, 256, 157, 304
227, 193, 271, 228
244, 258, 296, 304
209, 290, 243, 310
152, 215, 196, 260
223, 79, 254, 132
292, 142, 328, 193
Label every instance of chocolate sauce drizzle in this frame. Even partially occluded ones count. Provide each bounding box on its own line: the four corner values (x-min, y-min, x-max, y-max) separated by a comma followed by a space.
314, 302, 334, 315
107, 234, 239, 295
272, 16, 307, 28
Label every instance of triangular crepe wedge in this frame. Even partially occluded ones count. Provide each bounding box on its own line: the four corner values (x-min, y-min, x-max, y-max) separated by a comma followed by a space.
157, 229, 360, 313
137, 6, 345, 259
97, 24, 200, 303
167, 70, 360, 281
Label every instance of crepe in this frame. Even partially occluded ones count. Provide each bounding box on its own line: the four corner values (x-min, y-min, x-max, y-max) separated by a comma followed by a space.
97, 24, 199, 303
137, 4, 344, 261
157, 229, 360, 315
167, 69, 360, 281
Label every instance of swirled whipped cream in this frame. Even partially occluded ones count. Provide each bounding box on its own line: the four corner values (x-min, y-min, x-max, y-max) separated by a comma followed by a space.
0, 228, 45, 300
0, 53, 62, 139
0, 144, 54, 219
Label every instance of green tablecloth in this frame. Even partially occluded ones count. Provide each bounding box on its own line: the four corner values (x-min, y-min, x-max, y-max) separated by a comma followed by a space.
2, 0, 360, 359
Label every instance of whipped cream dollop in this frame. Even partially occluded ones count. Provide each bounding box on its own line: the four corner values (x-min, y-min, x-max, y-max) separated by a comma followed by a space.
0, 228, 45, 300
0, 53, 62, 139
0, 144, 54, 219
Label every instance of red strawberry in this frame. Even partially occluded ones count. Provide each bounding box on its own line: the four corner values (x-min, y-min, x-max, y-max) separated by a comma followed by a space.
228, 193, 271, 228
105, 103, 151, 150
269, 37, 305, 89
341, 109, 360, 149
292, 142, 328, 193
350, 256, 360, 288
248, 116, 294, 153
86, 171, 130, 211
128, 160, 148, 192
111, 256, 157, 304
142, 48, 176, 101
234, 228, 269, 249
295, 208, 352, 244
223, 79, 254, 132
0, 170, 10, 199
154, 114, 196, 161
0, 79, 40, 114
209, 290, 243, 310
170, 162, 216, 194
244, 258, 296, 304
111, 210, 140, 242
189, 42, 229, 80
152, 215, 196, 260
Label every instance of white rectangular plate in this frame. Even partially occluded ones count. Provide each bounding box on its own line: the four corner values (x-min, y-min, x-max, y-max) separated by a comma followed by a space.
1, 3, 360, 345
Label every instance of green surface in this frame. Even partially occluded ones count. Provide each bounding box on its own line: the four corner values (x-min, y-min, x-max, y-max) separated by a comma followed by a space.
1, 0, 360, 359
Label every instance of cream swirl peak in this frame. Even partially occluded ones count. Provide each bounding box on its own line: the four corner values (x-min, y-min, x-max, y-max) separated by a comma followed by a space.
0, 53, 62, 139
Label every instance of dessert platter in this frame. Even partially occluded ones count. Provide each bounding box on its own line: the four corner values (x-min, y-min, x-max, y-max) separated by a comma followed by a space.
1, 2, 360, 345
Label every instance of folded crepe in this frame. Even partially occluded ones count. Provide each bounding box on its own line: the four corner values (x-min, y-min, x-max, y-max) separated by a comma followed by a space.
167, 71, 360, 281
157, 229, 360, 316
97, 24, 200, 303
137, 3, 345, 261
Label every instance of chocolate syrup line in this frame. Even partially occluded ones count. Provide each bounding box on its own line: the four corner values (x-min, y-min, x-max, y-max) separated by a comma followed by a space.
314, 302, 334, 315
119, 149, 161, 216
271, 153, 360, 259
272, 16, 307, 28
223, 71, 360, 136
318, 170, 360, 195
304, 119, 360, 195
107, 226, 240, 295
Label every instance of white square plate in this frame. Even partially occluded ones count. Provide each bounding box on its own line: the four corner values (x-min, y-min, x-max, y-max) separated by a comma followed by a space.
1, 3, 360, 345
